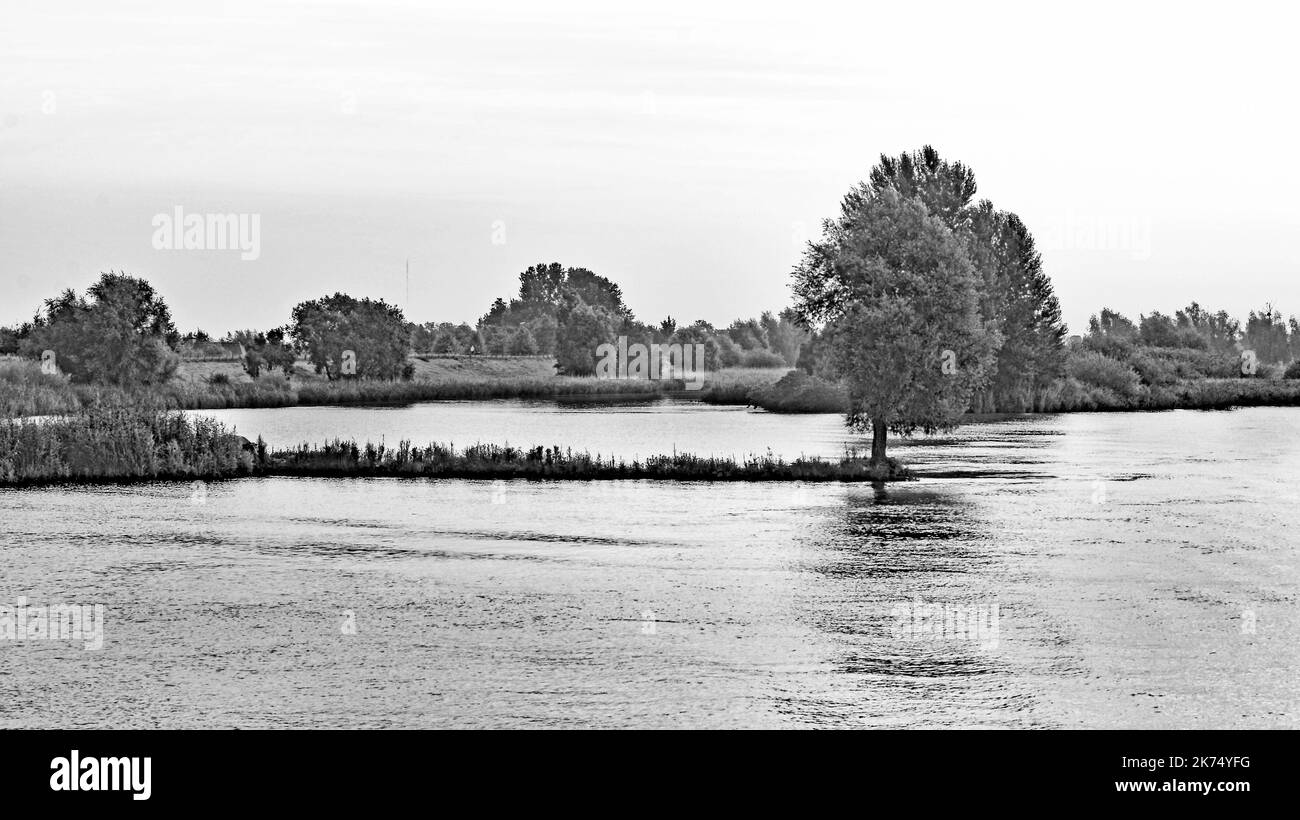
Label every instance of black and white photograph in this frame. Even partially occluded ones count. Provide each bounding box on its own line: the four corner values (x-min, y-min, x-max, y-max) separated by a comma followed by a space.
0, 0, 1293, 803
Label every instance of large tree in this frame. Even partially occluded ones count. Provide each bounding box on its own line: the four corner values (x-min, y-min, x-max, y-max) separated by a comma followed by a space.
867, 145, 977, 227
858, 146, 1067, 411
480, 262, 635, 357
554, 303, 616, 375
793, 188, 999, 466
19, 272, 180, 385
289, 293, 411, 380
966, 203, 1066, 410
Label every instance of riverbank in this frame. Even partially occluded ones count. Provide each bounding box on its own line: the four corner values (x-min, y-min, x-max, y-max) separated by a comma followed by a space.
0, 408, 909, 487
733, 370, 1300, 414
9, 352, 1300, 422
267, 440, 907, 482
0, 357, 787, 417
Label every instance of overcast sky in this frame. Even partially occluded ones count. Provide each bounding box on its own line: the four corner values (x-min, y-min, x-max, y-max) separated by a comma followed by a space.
2, 0, 1297, 335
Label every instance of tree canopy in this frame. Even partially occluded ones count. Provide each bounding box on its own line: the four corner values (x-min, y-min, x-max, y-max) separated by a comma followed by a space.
793, 188, 999, 465
796, 146, 1068, 429
18, 271, 180, 385
289, 293, 411, 380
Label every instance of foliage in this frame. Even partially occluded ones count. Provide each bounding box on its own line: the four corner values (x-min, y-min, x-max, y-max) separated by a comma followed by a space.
269, 439, 909, 481
17, 272, 180, 386
0, 407, 252, 485
230, 328, 296, 378
289, 293, 411, 380
554, 303, 614, 375
793, 187, 999, 459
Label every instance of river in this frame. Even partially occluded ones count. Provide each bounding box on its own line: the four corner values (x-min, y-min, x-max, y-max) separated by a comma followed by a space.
1, 402, 1296, 727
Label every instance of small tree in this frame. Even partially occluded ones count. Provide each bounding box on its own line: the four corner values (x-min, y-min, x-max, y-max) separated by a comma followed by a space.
478, 325, 509, 355
793, 189, 999, 465
232, 328, 296, 378
289, 293, 410, 379
1244, 304, 1289, 364
19, 272, 180, 385
669, 324, 723, 371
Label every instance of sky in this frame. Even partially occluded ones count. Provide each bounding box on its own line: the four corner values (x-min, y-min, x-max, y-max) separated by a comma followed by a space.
2, 0, 1298, 336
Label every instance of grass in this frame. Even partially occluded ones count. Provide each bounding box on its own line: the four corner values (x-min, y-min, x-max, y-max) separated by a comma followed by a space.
8, 350, 1299, 421
0, 356, 787, 417
293, 376, 679, 405
741, 370, 849, 413
696, 367, 791, 405
0, 407, 254, 486
266, 440, 909, 481
738, 370, 1300, 414
0, 404, 909, 486
0, 359, 82, 417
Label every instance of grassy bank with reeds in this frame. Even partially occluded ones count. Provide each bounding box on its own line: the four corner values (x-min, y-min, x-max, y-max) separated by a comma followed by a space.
0, 408, 254, 486
0, 357, 785, 417
266, 439, 907, 481
11, 351, 1300, 421
726, 369, 1300, 415
0, 407, 908, 486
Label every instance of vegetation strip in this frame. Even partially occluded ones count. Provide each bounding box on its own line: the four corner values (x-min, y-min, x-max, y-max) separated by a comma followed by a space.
0, 409, 908, 487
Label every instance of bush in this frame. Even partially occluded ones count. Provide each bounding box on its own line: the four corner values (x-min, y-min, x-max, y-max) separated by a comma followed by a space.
748, 370, 847, 413
269, 438, 908, 481
0, 358, 82, 417
1065, 350, 1143, 400
1081, 334, 1134, 361
18, 272, 181, 386
1128, 350, 1177, 386
0, 407, 252, 485
1153, 348, 1240, 379
507, 326, 539, 355
1284, 361, 1300, 380
738, 349, 787, 369
712, 334, 744, 368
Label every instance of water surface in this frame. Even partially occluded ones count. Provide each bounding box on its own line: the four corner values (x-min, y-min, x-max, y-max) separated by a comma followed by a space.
1, 403, 1296, 728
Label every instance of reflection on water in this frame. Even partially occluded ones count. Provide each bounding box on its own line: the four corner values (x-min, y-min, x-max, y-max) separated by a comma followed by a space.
1, 404, 1297, 728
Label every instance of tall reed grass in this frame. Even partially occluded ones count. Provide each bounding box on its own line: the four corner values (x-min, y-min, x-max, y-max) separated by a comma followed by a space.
267, 439, 907, 481
0, 359, 82, 417
0, 407, 253, 485
2, 356, 771, 417
738, 371, 1300, 414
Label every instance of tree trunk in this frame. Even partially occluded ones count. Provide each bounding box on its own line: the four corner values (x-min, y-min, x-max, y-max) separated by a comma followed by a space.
870, 418, 887, 465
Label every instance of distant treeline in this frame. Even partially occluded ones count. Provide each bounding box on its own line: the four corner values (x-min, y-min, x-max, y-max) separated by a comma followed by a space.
0, 356, 740, 418
459, 261, 807, 373
0, 266, 800, 391
741, 300, 1300, 414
